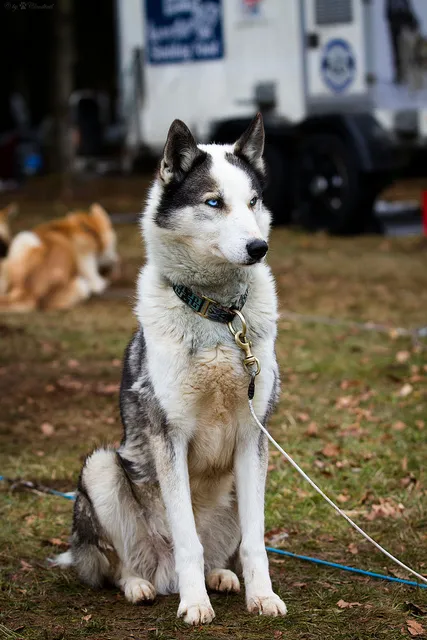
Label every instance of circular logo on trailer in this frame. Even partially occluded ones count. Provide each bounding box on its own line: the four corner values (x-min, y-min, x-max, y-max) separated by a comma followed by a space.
321, 39, 356, 93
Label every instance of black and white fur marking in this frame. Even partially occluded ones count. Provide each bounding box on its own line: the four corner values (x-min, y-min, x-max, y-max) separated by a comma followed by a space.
55, 114, 286, 624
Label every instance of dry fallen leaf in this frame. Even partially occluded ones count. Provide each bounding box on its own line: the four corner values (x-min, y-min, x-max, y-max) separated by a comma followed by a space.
305, 421, 318, 436
390, 567, 411, 580
337, 599, 362, 609
57, 377, 84, 391
95, 383, 120, 396
347, 543, 359, 555
40, 422, 55, 436
365, 498, 404, 521
336, 396, 353, 409
392, 420, 407, 432
396, 350, 410, 363
398, 383, 413, 398
340, 379, 361, 390
337, 493, 349, 504
265, 527, 289, 547
407, 619, 425, 636
48, 538, 68, 548
400, 474, 417, 490
82, 614, 92, 622
322, 443, 340, 458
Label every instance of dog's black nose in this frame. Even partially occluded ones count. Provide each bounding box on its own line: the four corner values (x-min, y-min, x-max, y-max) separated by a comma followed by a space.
246, 239, 268, 262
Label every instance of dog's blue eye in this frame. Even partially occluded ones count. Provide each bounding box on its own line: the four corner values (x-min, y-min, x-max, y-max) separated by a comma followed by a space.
205, 198, 220, 208
250, 196, 258, 207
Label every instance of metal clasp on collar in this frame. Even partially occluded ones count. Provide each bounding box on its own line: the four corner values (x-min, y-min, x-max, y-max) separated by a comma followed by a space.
228, 310, 261, 376
197, 298, 213, 318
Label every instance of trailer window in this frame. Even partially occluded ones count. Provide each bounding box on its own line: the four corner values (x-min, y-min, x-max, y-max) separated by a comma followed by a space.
315, 0, 353, 25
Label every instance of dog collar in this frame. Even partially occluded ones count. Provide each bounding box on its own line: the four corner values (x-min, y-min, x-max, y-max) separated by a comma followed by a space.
172, 284, 248, 324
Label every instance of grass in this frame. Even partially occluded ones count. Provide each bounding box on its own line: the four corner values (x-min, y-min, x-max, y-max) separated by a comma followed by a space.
0, 192, 427, 639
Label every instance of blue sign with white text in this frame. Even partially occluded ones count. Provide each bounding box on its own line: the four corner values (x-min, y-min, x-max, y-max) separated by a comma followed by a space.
145, 0, 224, 65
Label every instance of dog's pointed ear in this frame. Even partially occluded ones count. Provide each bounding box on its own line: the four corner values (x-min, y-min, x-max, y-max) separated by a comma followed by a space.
90, 203, 112, 227
160, 119, 203, 184
234, 113, 265, 174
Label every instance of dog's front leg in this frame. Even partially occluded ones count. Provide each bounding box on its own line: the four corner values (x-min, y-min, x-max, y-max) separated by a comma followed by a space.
153, 433, 215, 625
235, 430, 287, 617
77, 254, 107, 294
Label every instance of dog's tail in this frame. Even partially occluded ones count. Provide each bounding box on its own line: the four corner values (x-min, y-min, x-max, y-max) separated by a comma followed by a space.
50, 550, 74, 568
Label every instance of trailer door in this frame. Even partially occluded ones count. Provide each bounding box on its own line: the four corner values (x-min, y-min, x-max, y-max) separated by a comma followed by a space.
303, 0, 367, 100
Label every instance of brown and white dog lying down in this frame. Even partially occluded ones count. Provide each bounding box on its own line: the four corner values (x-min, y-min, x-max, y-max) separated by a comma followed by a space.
0, 203, 17, 258
0, 203, 119, 312
0, 203, 18, 295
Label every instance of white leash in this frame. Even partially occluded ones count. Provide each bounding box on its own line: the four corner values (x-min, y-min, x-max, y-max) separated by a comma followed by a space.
227, 308, 427, 587
248, 398, 427, 587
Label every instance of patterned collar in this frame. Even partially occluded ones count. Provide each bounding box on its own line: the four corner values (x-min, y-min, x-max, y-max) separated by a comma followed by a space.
172, 283, 249, 324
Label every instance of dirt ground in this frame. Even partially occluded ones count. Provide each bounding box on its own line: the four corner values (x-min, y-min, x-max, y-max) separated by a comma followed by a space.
0, 178, 426, 639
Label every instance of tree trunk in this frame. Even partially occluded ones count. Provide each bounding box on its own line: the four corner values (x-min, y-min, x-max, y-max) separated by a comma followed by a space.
51, 0, 74, 197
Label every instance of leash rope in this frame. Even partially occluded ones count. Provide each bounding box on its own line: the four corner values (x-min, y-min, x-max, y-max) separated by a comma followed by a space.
227, 310, 427, 589
1, 475, 425, 589
1, 306, 425, 590
248, 400, 427, 588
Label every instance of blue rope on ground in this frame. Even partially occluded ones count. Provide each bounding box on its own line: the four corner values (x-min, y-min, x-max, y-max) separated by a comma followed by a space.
0, 475, 75, 500
266, 547, 427, 589
1, 476, 425, 589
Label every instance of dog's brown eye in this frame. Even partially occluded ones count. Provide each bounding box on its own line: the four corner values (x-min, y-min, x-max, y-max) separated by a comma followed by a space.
249, 196, 258, 207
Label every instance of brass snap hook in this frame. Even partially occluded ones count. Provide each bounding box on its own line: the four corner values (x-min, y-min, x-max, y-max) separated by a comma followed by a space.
228, 309, 247, 338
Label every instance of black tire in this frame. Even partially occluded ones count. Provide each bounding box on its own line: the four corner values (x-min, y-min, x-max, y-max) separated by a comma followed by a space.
263, 143, 293, 226
294, 132, 376, 235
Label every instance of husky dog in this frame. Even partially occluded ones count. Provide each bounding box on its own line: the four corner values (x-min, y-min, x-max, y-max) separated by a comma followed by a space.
56, 114, 287, 625
0, 203, 119, 312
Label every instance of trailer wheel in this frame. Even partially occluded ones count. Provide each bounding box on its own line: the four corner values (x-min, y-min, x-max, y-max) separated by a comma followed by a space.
294, 132, 376, 234
263, 143, 293, 225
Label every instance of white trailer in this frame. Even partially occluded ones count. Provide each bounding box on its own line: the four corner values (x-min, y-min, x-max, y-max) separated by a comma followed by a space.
117, 0, 427, 233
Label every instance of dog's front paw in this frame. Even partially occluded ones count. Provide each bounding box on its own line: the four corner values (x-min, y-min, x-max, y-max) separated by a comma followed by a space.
247, 592, 287, 617
177, 598, 215, 625
90, 276, 108, 295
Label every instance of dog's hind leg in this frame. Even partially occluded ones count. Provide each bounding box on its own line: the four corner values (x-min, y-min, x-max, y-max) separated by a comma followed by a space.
70, 448, 158, 601
200, 501, 241, 595
43, 276, 91, 310
118, 569, 156, 604
206, 569, 240, 593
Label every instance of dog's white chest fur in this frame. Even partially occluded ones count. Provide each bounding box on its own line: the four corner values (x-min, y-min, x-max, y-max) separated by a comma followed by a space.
185, 344, 247, 475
